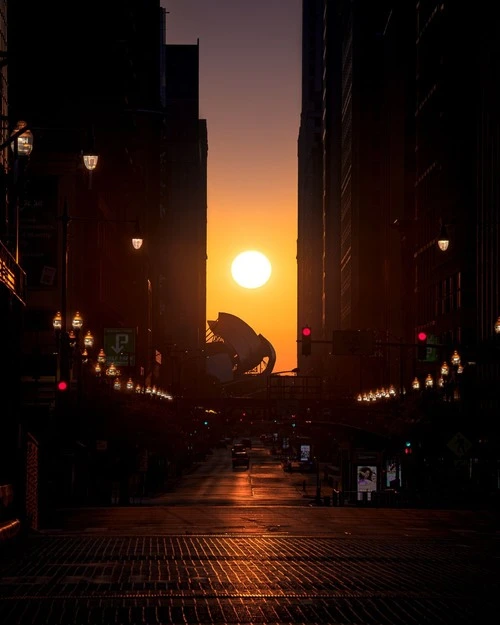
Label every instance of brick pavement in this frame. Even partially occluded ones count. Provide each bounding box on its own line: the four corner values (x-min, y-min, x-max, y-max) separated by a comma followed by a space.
0, 531, 498, 624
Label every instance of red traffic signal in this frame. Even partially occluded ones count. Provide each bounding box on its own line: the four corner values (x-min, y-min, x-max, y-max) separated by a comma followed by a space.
301, 325, 312, 356
417, 331, 428, 360
57, 380, 68, 391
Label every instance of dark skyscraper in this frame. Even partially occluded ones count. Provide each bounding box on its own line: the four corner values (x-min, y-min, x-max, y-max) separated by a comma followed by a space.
298, 0, 413, 396
160, 41, 208, 391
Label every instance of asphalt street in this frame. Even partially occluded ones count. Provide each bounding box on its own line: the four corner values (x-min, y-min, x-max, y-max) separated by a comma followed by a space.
0, 441, 499, 624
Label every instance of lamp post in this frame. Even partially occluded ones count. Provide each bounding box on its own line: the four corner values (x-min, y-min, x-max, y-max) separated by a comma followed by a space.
53, 310, 95, 391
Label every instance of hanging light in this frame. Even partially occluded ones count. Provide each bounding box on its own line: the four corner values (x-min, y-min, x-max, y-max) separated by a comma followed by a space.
437, 222, 449, 251
11, 120, 34, 157
495, 316, 500, 334
441, 361, 450, 376
95, 363, 102, 376
388, 385, 396, 397
53, 311, 62, 330
106, 363, 118, 377
72, 311, 83, 330
97, 349, 106, 364
83, 330, 94, 348
438, 376, 444, 388
425, 373, 434, 388
113, 378, 121, 391
131, 220, 143, 250
412, 377, 420, 390
451, 350, 461, 366
82, 126, 99, 171
83, 152, 99, 171
126, 377, 134, 391
356, 394, 362, 402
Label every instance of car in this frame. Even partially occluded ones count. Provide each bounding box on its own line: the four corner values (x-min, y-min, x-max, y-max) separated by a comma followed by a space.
241, 438, 252, 449
231, 443, 246, 456
232, 450, 250, 470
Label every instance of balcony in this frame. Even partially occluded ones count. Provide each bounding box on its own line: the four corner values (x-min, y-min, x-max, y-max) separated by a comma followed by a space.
0, 240, 26, 305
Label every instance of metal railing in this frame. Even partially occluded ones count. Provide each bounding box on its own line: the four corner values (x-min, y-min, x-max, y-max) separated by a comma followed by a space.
0, 239, 26, 304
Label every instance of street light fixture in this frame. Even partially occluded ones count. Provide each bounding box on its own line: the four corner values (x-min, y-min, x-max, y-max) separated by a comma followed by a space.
10, 120, 33, 157
437, 222, 450, 251
131, 220, 143, 250
495, 317, 500, 334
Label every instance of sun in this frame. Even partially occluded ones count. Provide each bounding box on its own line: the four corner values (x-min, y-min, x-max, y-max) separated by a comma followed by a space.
231, 250, 272, 289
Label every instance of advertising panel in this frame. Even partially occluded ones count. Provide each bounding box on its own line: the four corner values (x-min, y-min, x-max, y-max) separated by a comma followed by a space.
386, 460, 398, 488
300, 444, 311, 462
357, 464, 377, 500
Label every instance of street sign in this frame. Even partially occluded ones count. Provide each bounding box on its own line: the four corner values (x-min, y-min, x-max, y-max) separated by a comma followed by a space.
425, 334, 439, 362
332, 330, 375, 356
103, 328, 136, 367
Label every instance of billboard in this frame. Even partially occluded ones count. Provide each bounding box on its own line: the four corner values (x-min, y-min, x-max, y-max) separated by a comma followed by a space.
357, 465, 377, 501
300, 444, 311, 462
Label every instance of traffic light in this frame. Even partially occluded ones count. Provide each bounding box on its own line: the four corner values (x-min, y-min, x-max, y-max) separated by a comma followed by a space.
404, 441, 412, 455
57, 380, 68, 392
417, 331, 428, 360
301, 325, 312, 356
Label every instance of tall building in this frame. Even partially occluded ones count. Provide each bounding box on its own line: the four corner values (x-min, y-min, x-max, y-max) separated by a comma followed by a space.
0, 0, 27, 487
298, 0, 414, 398
160, 41, 208, 393
298, 0, 500, 495
297, 0, 325, 377
414, 3, 500, 435
6, 0, 166, 505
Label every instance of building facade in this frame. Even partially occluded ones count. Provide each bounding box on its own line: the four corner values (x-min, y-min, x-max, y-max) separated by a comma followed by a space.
160, 41, 208, 394
298, 0, 413, 398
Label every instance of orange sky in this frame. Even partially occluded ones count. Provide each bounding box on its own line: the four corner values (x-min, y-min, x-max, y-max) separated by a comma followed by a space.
164, 0, 302, 372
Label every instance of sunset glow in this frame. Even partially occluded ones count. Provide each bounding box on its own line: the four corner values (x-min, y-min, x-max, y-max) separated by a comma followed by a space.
165, 1, 301, 371
231, 250, 272, 289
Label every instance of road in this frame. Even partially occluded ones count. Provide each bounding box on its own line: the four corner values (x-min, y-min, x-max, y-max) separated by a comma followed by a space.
0, 439, 499, 624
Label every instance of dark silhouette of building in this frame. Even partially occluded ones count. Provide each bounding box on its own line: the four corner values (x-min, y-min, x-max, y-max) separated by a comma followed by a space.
3, 0, 169, 512
298, 0, 414, 397
297, 0, 500, 499
160, 41, 208, 391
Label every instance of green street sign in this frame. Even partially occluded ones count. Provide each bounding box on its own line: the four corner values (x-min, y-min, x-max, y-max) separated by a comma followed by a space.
425, 334, 439, 362
103, 328, 136, 367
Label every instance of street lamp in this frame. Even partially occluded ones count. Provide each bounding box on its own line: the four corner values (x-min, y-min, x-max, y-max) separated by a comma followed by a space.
437, 222, 450, 251
52, 309, 102, 419
495, 317, 500, 335
10, 120, 33, 157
